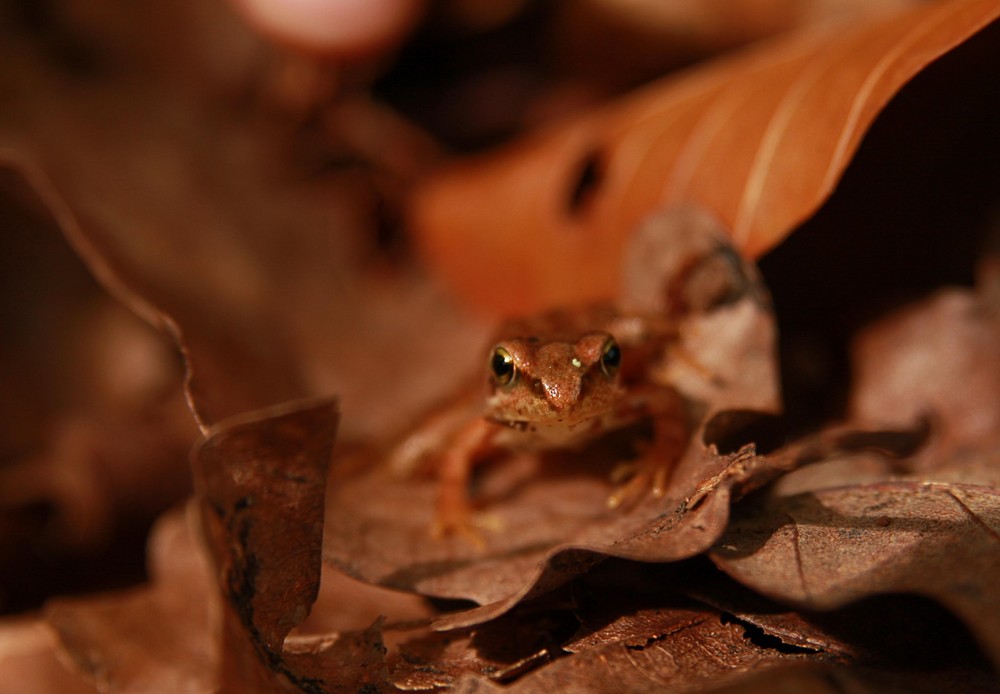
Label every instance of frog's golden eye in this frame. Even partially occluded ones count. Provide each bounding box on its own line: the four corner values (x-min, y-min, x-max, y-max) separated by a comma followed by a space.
600, 338, 621, 377
490, 346, 516, 386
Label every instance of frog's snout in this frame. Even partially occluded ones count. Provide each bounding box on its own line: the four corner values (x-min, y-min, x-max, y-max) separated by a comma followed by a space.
541, 375, 583, 412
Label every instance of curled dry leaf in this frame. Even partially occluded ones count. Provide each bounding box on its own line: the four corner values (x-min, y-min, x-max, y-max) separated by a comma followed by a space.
192, 398, 392, 692
325, 444, 734, 626
389, 558, 864, 691
454, 605, 832, 694
193, 397, 395, 692
410, 0, 1000, 314
687, 421, 928, 510
710, 481, 1000, 668
390, 606, 577, 689
622, 206, 780, 416
326, 414, 927, 635
25, 397, 414, 693
555, 562, 861, 664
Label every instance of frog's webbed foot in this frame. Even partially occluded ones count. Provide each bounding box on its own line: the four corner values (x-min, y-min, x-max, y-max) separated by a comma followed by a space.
431, 502, 505, 549
431, 511, 486, 549
606, 409, 686, 510
606, 453, 672, 509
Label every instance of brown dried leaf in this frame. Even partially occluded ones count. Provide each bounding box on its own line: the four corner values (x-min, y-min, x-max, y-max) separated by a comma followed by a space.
688, 421, 927, 509
44, 506, 219, 692
388, 558, 859, 691
710, 480, 1000, 667
622, 206, 781, 416
326, 443, 724, 613
193, 398, 376, 691
390, 608, 575, 688
538, 560, 991, 692
558, 561, 858, 661
849, 281, 1000, 467
192, 397, 393, 692
40, 419, 397, 694
663, 556, 996, 679
410, 0, 1000, 314
278, 624, 390, 694
463, 605, 832, 694
771, 272, 1000, 495
328, 422, 924, 634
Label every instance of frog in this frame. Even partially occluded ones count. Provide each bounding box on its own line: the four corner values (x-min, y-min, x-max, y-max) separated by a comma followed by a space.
390, 301, 688, 541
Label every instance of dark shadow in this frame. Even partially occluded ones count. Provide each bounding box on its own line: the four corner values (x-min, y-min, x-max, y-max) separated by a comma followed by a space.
758, 20, 1000, 433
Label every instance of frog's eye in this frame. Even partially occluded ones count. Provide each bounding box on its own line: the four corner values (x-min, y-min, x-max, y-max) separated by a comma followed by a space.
490, 346, 516, 386
600, 338, 621, 377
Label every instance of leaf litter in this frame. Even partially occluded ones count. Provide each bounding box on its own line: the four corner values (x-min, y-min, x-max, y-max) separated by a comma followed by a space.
0, 0, 997, 691
324, 207, 932, 639
706, 264, 1000, 669
324, 208, 782, 613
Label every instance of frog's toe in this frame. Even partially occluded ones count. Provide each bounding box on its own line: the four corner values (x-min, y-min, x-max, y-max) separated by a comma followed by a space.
606, 457, 673, 509
431, 515, 484, 548
430, 505, 501, 549
651, 464, 670, 497
609, 460, 638, 484
606, 473, 647, 509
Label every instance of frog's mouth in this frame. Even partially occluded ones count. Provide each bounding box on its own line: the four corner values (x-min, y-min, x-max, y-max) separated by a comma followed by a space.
489, 411, 610, 446
494, 416, 605, 449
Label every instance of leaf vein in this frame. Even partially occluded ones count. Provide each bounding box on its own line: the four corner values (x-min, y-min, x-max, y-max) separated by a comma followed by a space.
944, 488, 1000, 546
818, 2, 963, 197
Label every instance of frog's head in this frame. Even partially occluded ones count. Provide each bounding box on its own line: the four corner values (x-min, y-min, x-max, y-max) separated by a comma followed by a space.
484, 331, 623, 427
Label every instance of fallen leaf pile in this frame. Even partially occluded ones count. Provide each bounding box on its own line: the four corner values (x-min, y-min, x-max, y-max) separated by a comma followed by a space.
0, 0, 998, 691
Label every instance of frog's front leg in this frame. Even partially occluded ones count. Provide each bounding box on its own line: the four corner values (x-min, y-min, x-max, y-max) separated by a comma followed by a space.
434, 417, 502, 542
607, 387, 688, 509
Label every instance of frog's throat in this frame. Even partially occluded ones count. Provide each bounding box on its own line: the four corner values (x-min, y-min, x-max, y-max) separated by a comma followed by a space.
488, 411, 611, 436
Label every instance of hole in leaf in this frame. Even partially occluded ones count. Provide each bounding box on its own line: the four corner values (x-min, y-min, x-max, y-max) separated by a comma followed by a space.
720, 612, 823, 654
567, 149, 604, 214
